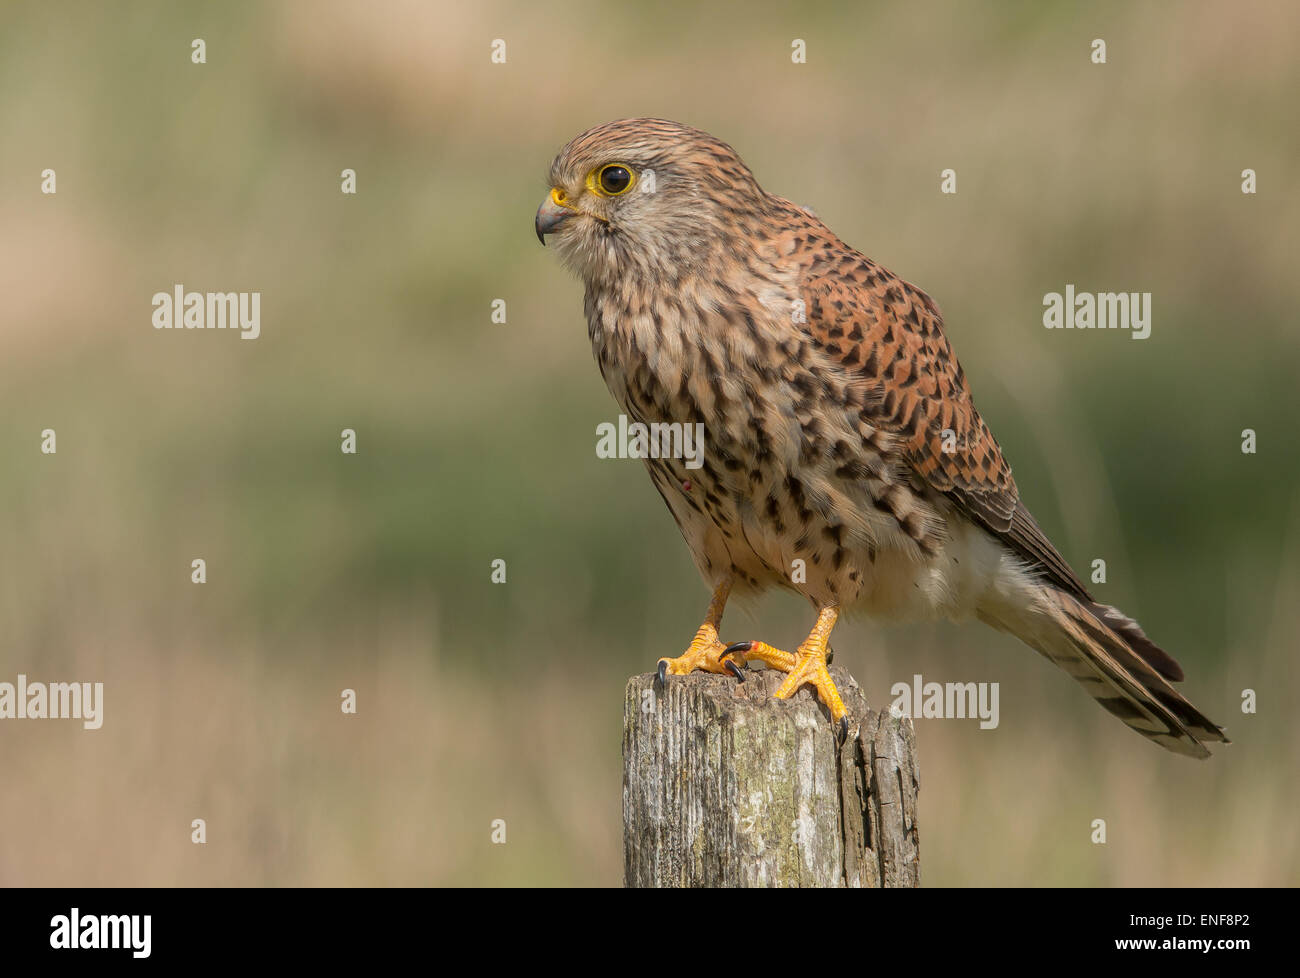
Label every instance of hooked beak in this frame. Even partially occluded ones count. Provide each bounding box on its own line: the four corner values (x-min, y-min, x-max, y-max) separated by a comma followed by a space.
535, 187, 577, 245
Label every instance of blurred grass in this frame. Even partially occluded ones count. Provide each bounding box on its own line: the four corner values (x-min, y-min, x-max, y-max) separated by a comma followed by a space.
1, 0, 1297, 885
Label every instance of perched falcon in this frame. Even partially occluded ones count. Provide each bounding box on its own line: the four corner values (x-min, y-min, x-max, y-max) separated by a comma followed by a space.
536, 118, 1228, 758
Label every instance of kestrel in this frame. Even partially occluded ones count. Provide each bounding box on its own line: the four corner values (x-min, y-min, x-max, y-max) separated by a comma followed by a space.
536, 118, 1227, 757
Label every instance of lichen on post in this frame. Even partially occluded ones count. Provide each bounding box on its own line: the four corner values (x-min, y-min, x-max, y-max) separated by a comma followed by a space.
623, 665, 920, 887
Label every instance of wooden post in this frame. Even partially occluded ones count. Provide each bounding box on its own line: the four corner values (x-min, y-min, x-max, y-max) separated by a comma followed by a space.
623, 665, 920, 887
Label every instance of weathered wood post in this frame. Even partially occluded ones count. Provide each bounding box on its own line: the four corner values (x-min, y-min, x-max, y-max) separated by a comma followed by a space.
623, 665, 919, 887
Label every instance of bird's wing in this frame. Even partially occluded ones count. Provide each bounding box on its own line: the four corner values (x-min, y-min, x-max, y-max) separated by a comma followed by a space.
795, 243, 1092, 600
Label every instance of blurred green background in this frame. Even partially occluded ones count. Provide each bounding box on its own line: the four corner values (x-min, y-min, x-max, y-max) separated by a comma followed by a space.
1, 0, 1296, 886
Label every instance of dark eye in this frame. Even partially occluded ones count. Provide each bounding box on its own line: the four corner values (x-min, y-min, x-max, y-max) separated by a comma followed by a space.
598, 164, 633, 195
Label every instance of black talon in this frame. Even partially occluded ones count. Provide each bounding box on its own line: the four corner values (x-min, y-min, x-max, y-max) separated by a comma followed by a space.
837, 716, 851, 743
723, 642, 753, 657
826, 646, 834, 665
723, 659, 746, 682
655, 660, 668, 688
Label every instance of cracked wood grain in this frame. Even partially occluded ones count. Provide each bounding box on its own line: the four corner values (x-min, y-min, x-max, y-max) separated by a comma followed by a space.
623, 665, 919, 887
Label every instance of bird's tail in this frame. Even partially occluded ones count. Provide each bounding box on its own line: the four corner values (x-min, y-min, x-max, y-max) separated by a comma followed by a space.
979, 588, 1229, 759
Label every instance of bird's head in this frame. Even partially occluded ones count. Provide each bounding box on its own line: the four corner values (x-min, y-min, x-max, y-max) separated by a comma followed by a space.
536, 118, 771, 285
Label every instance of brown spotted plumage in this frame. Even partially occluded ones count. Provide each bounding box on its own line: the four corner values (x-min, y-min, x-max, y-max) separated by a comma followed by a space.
537, 118, 1227, 757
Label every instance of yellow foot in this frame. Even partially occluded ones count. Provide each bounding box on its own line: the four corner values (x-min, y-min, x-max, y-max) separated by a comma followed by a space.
656, 623, 746, 685
721, 607, 848, 733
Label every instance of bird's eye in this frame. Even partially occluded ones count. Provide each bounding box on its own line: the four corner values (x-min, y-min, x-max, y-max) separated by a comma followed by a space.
597, 164, 634, 196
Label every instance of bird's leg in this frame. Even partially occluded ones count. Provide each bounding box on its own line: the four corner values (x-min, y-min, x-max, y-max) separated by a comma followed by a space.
656, 579, 744, 685
723, 607, 847, 725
